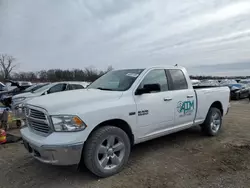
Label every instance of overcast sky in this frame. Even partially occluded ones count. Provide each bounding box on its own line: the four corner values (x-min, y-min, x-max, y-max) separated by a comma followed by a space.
0, 0, 250, 76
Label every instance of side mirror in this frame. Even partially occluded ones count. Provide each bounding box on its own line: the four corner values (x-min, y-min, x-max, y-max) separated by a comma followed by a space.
135, 84, 161, 95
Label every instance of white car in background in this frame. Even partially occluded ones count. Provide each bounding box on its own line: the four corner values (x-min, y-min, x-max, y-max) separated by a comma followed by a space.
239, 79, 250, 85
3, 81, 32, 91
12, 81, 90, 117
220, 79, 237, 86
199, 80, 220, 86
191, 79, 201, 86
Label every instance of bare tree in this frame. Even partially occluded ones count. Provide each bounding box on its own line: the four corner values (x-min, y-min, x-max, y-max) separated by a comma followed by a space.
0, 54, 17, 79
106, 65, 114, 72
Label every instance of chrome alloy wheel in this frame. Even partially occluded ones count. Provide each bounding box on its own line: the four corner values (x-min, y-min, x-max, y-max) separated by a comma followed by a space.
210, 111, 221, 133
97, 135, 125, 170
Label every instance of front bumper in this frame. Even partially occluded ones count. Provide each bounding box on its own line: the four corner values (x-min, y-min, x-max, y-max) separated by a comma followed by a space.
22, 138, 83, 165
21, 127, 86, 166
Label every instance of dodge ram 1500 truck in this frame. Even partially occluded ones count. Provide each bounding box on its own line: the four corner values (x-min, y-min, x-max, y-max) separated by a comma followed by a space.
21, 66, 230, 177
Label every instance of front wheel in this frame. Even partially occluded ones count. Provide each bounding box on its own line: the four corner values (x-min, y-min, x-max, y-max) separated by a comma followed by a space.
83, 126, 131, 177
201, 107, 222, 136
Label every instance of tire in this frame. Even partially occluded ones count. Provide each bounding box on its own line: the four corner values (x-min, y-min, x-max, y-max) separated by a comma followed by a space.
83, 126, 131, 177
201, 107, 222, 136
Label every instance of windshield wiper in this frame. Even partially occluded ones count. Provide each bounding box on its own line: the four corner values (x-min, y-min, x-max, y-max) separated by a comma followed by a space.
96, 87, 113, 91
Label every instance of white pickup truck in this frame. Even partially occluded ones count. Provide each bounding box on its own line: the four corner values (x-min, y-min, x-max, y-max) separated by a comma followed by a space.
21, 66, 230, 177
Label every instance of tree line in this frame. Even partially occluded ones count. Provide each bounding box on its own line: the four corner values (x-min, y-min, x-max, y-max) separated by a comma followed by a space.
0, 54, 249, 83
0, 54, 113, 82
10, 66, 113, 82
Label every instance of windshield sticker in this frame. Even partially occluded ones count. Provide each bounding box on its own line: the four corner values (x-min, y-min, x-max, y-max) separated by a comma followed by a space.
177, 100, 195, 117
126, 73, 139, 77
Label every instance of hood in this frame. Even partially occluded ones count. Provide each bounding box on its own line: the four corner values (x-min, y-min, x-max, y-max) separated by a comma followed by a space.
13, 92, 42, 99
26, 89, 123, 113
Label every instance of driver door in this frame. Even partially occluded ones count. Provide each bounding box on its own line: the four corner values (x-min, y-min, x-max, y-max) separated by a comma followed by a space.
134, 69, 175, 139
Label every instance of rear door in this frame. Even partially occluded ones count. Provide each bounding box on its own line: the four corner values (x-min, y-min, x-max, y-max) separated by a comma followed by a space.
167, 69, 196, 127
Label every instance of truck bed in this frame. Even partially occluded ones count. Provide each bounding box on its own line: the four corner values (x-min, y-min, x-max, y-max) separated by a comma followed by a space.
193, 85, 230, 125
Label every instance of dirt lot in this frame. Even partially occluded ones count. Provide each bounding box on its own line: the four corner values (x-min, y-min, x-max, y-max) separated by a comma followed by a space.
0, 100, 250, 188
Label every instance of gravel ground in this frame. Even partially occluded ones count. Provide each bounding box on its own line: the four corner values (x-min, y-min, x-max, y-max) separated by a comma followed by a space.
0, 100, 250, 188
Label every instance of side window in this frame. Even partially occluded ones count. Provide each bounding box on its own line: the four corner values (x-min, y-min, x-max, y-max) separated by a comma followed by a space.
68, 84, 85, 90
67, 84, 73, 90
169, 69, 188, 90
48, 84, 67, 94
72, 84, 85, 90
138, 69, 168, 92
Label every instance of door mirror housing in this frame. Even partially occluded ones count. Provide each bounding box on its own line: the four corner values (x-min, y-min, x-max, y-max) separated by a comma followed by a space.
135, 84, 161, 95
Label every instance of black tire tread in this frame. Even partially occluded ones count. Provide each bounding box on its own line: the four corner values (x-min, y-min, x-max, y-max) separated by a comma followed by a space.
201, 107, 222, 136
83, 126, 130, 177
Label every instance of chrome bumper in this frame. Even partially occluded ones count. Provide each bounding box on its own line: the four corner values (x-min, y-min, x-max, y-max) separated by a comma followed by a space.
23, 139, 83, 165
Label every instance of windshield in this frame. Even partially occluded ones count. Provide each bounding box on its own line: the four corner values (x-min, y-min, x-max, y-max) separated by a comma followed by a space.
88, 69, 144, 91
32, 83, 54, 93
229, 84, 242, 89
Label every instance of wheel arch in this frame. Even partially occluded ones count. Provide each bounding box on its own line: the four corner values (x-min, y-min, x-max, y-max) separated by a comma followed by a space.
86, 119, 134, 146
210, 101, 223, 116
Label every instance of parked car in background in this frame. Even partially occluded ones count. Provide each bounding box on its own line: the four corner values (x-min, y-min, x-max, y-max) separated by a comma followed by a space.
12, 81, 90, 121
0, 82, 6, 91
191, 79, 201, 86
220, 79, 237, 86
198, 80, 220, 86
20, 66, 230, 177
0, 80, 33, 106
228, 83, 250, 100
239, 79, 250, 85
3, 80, 32, 91
1, 83, 49, 107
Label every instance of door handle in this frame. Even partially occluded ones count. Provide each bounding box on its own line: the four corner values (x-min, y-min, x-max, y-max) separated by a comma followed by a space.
187, 95, 194, 98
164, 97, 172, 101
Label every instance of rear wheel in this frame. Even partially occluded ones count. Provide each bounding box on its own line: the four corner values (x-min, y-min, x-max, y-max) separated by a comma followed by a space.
201, 107, 222, 136
83, 126, 131, 177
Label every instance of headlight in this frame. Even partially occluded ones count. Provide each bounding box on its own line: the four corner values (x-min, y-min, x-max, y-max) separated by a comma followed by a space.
51, 115, 86, 132
14, 97, 26, 102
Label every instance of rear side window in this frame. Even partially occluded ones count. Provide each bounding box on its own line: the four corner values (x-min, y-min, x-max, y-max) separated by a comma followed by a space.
68, 84, 85, 90
48, 84, 67, 93
168, 69, 188, 90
